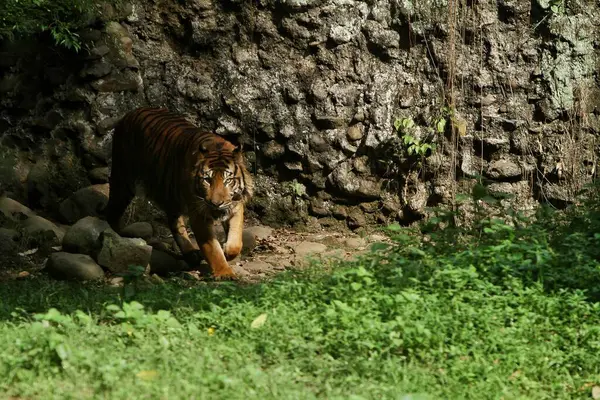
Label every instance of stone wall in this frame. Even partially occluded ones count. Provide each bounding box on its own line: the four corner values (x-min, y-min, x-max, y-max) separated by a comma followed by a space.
0, 0, 599, 230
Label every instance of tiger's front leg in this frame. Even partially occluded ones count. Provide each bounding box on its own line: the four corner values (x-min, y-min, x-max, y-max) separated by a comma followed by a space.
190, 215, 236, 279
222, 204, 244, 261
168, 215, 205, 267
168, 215, 199, 253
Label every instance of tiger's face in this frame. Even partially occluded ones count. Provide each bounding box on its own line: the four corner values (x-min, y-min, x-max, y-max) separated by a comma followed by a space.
194, 162, 246, 220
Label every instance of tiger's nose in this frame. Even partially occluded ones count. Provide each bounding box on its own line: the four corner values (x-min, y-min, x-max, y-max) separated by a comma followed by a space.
209, 199, 225, 208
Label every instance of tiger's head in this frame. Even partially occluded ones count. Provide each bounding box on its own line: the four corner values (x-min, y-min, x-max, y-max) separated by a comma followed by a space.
191, 145, 252, 221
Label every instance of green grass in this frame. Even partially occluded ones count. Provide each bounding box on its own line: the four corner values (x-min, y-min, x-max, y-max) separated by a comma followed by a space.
1, 183, 600, 399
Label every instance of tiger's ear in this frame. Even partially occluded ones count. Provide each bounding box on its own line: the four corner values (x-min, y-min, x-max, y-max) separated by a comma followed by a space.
233, 143, 244, 162
233, 142, 244, 152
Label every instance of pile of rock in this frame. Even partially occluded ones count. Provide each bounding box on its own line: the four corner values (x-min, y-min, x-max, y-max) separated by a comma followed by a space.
0, 184, 233, 281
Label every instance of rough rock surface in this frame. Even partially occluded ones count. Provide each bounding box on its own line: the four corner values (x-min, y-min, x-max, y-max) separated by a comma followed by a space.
97, 229, 152, 273
121, 221, 153, 240
59, 184, 110, 224
0, 0, 598, 230
62, 216, 110, 256
0, 196, 34, 221
22, 215, 65, 244
44, 252, 105, 281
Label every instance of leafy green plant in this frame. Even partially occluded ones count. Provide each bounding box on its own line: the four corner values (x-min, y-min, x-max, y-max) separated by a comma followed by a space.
533, 0, 567, 31
549, 0, 565, 14
116, 264, 147, 303
393, 117, 437, 158
290, 179, 306, 198
0, 0, 120, 51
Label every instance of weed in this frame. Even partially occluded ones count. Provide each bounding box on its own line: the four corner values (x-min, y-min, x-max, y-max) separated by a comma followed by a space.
394, 117, 437, 160
0, 0, 121, 51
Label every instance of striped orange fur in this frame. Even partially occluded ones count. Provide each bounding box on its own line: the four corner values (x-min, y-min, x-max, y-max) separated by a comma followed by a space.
105, 107, 253, 279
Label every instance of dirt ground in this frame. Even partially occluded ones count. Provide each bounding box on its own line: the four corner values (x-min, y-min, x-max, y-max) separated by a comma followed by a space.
2, 219, 391, 285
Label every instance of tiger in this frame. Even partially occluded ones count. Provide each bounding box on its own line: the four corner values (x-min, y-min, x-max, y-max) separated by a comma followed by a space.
105, 107, 253, 279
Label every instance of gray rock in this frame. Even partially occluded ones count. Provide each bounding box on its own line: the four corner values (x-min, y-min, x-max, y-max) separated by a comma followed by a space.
121, 222, 153, 240
539, 183, 572, 203
244, 225, 273, 241
62, 216, 110, 256
89, 167, 110, 183
97, 117, 120, 136
262, 141, 286, 159
363, 20, 400, 51
0, 197, 34, 222
59, 184, 110, 224
284, 161, 303, 171
343, 237, 367, 249
80, 62, 113, 79
91, 70, 142, 92
26, 153, 90, 214
329, 24, 359, 45
242, 229, 257, 254
332, 205, 348, 220
347, 208, 366, 230
368, 234, 388, 243
487, 159, 522, 179
81, 126, 113, 162
346, 124, 364, 141
309, 198, 330, 216
294, 241, 327, 256
97, 229, 152, 273
88, 45, 110, 59
406, 181, 428, 214
242, 260, 273, 273
231, 263, 252, 278
22, 215, 65, 244
45, 252, 105, 281
328, 162, 381, 199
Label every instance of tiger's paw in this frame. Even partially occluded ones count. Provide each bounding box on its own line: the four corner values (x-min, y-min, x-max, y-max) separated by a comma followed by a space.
223, 243, 242, 261
212, 267, 238, 281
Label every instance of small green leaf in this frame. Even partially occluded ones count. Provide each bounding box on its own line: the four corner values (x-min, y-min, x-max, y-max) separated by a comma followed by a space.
370, 242, 390, 252
387, 223, 402, 231
455, 193, 470, 203
481, 195, 498, 204
472, 183, 489, 200
114, 311, 126, 319
436, 118, 447, 133
55, 344, 69, 361
136, 370, 158, 381
251, 313, 268, 329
